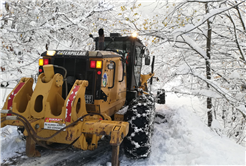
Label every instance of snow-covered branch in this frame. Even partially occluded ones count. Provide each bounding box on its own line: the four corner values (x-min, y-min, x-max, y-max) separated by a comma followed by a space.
172, 1, 244, 38
187, 0, 226, 2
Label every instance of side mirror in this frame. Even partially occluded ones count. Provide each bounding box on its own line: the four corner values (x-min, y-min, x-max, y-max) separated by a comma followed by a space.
140, 48, 145, 56
144, 48, 149, 57
140, 49, 145, 58
145, 56, 150, 65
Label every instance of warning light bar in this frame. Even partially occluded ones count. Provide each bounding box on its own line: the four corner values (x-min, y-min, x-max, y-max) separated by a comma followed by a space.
39, 59, 49, 66
90, 60, 102, 69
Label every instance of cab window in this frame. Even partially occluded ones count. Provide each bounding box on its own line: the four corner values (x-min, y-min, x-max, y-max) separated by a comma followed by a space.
134, 46, 143, 86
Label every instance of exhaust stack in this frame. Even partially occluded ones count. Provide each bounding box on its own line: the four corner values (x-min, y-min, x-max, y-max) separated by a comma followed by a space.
98, 28, 104, 50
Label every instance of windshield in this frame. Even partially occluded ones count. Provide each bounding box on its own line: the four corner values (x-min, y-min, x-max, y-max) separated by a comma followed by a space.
104, 40, 131, 57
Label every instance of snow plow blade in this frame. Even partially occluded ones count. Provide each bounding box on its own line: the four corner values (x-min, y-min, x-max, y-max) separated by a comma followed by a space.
1, 64, 128, 166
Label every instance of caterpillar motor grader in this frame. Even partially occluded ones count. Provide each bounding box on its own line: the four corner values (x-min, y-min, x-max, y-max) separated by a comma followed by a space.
1, 29, 160, 166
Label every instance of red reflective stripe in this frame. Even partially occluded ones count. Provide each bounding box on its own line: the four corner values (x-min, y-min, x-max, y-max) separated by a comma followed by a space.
65, 85, 80, 122
7, 82, 25, 115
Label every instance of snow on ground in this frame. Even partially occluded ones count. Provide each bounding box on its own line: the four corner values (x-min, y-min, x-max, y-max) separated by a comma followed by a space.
0, 87, 26, 163
0, 87, 245, 165
120, 93, 245, 165
0, 126, 25, 163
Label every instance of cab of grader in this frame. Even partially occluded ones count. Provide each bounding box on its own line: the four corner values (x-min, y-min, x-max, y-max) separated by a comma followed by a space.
1, 29, 157, 166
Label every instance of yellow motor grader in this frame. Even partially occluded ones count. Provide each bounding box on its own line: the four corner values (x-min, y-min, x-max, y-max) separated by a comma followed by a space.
1, 29, 163, 165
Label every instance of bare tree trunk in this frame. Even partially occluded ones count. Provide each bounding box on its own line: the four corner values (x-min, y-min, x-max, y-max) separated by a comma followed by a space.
205, 3, 213, 127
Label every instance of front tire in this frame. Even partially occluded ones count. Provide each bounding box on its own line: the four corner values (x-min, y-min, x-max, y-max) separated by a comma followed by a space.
123, 94, 155, 158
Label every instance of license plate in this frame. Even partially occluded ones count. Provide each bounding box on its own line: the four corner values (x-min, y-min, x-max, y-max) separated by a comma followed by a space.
85, 95, 93, 104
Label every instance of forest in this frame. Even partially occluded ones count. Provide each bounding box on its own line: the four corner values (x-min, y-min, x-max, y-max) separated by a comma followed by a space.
1, 0, 245, 147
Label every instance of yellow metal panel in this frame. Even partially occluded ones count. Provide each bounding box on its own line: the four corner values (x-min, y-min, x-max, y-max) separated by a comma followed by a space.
98, 57, 126, 116
2, 77, 33, 119
62, 80, 88, 123
1, 58, 130, 162
43, 65, 55, 82
114, 114, 124, 121
27, 72, 63, 119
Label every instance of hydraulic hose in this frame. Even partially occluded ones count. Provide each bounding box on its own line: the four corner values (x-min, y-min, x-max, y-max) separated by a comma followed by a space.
1, 117, 6, 123
5, 110, 104, 141
1, 111, 105, 151
16, 117, 81, 151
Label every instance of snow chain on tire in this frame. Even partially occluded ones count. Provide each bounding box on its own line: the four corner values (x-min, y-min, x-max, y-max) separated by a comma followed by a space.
124, 94, 155, 158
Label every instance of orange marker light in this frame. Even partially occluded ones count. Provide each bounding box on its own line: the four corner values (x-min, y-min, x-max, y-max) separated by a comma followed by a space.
96, 61, 102, 69
39, 59, 44, 66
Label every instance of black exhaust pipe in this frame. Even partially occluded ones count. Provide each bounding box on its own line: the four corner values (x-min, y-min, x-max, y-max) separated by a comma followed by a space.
98, 28, 104, 50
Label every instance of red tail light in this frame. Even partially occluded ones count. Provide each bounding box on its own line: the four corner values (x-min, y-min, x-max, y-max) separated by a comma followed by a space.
44, 59, 49, 65
90, 60, 102, 69
90, 61, 96, 68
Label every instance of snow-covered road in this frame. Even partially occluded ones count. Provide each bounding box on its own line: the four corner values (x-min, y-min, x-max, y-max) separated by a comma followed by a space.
0, 92, 245, 165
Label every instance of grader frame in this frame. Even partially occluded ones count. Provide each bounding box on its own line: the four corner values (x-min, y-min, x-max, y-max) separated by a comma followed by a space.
1, 64, 129, 165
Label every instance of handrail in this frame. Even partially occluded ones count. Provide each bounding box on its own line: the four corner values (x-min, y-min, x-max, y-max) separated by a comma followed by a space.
119, 58, 124, 82
108, 61, 116, 89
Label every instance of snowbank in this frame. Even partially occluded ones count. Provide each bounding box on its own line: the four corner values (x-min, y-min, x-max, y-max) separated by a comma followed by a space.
0, 89, 26, 163
120, 94, 246, 165
0, 126, 26, 163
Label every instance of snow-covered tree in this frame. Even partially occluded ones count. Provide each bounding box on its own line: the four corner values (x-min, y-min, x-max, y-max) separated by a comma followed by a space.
117, 0, 246, 144
0, 0, 115, 83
